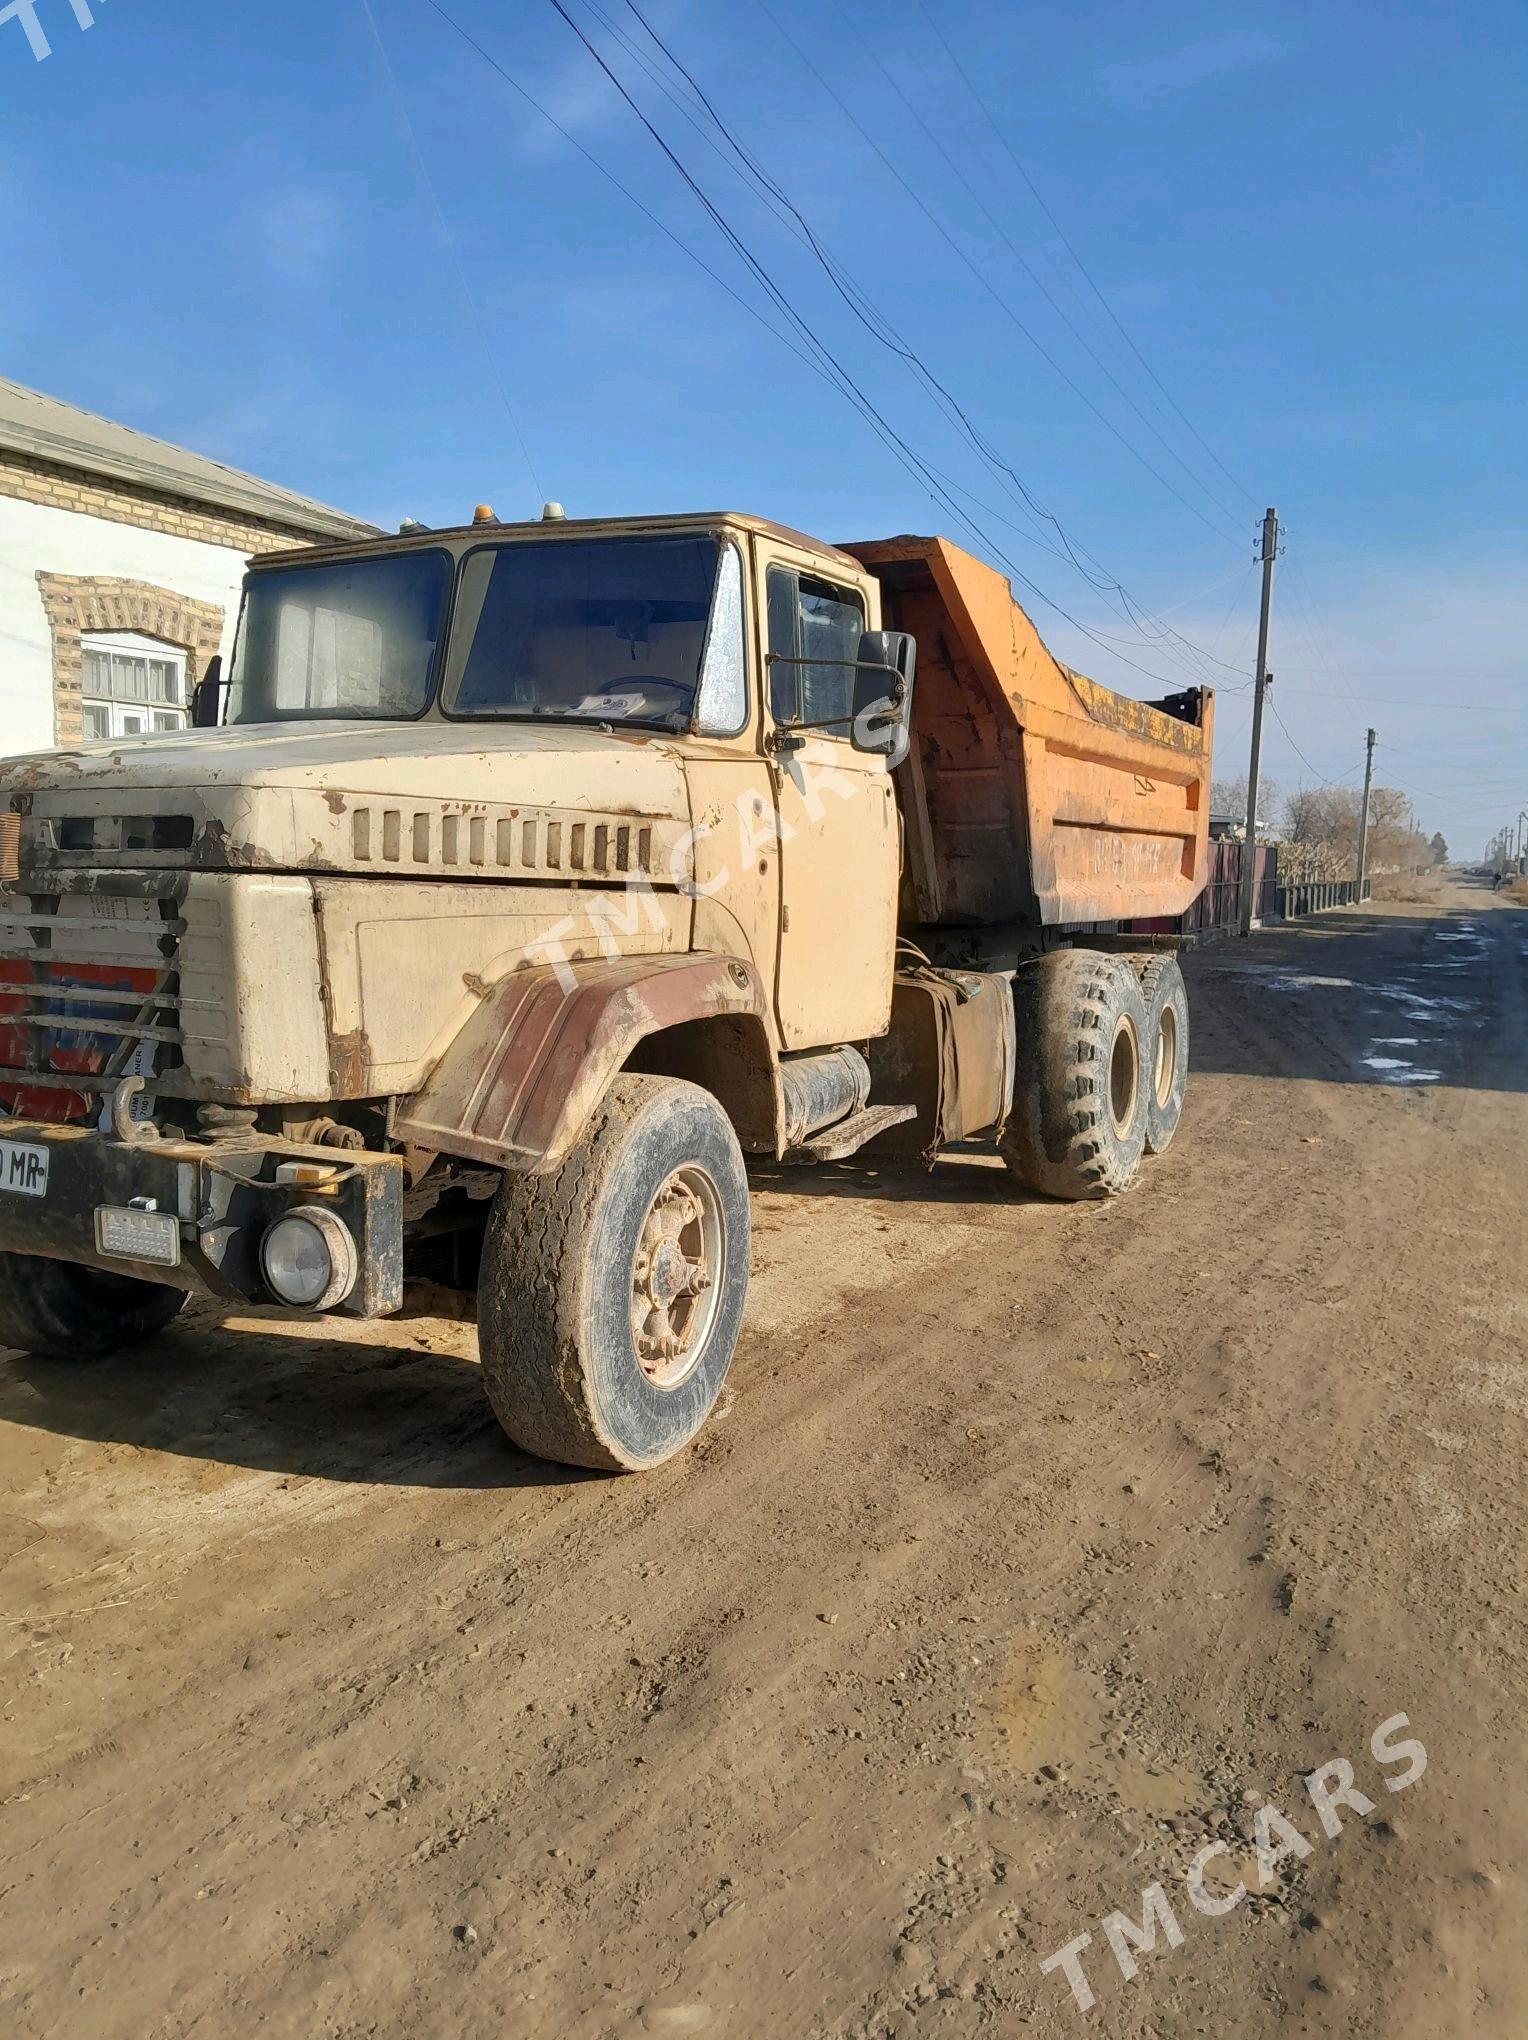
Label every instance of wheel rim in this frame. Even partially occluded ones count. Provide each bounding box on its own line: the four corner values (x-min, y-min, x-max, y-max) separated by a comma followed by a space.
1154, 1004, 1179, 1109
630, 1163, 725, 1390
1108, 1014, 1140, 1137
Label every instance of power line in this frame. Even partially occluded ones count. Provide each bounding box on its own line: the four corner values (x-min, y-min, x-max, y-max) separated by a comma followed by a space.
613, 0, 1255, 684
1281, 545, 1371, 728
590, 0, 1119, 633
613, 0, 1113, 582
1376, 747, 1527, 789
416, 0, 850, 397
906, 456, 1243, 675
753, 0, 1246, 553
421, 0, 993, 570
909, 0, 1258, 511
823, 0, 1249, 543
1268, 699, 1356, 787
1272, 684, 1505, 706
526, 0, 1214, 689
415, 0, 1238, 692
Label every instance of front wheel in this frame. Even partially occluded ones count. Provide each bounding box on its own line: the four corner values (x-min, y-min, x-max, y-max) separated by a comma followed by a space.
0, 1252, 186, 1359
477, 1075, 750, 1472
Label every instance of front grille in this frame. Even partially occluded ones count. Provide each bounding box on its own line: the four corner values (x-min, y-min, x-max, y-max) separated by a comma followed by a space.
0, 884, 184, 1118
49, 813, 196, 855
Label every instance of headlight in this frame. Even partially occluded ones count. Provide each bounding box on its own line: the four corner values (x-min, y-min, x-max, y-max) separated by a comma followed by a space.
260, 1205, 357, 1311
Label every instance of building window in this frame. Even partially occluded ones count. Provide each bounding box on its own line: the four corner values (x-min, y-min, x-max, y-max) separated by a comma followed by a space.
80, 632, 189, 739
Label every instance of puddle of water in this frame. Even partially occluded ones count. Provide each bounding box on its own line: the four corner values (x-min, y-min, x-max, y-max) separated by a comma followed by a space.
1361, 1051, 1442, 1084
1255, 972, 1357, 992
1373, 1067, 1441, 1085
1372, 987, 1473, 1014
1372, 1036, 1420, 1046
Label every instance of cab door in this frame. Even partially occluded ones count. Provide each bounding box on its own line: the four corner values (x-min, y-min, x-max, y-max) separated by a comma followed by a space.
760, 551, 899, 1050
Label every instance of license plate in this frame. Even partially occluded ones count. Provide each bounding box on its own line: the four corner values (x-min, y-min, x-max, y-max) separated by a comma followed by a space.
95, 1205, 181, 1269
0, 1140, 49, 1197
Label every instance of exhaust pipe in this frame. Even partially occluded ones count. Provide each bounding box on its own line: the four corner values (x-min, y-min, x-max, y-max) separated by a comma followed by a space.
780, 1046, 872, 1146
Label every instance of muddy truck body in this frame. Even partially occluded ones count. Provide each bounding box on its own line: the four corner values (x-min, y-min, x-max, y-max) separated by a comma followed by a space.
0, 510, 1211, 1470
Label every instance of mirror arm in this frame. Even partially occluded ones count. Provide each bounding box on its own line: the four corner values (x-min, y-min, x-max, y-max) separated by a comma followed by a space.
765, 654, 906, 735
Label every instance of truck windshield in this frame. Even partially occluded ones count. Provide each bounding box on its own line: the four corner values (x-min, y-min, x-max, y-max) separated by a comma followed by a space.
226, 551, 450, 724
443, 535, 719, 728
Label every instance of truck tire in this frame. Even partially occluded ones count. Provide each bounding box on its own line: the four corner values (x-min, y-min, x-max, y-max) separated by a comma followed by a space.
1002, 950, 1150, 1199
1136, 955, 1190, 1155
0, 1252, 185, 1360
477, 1075, 750, 1473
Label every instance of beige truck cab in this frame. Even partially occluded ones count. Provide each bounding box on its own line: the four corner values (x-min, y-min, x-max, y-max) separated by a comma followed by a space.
0, 509, 1212, 1472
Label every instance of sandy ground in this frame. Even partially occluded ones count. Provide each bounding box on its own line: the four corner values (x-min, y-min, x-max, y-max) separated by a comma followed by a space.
0, 877, 1524, 2038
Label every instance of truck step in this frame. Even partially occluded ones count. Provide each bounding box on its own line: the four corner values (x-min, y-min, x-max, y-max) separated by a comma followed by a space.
783, 1102, 917, 1164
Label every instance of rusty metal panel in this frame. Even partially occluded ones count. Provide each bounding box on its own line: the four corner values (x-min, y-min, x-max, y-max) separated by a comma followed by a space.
863, 967, 1015, 1163
393, 952, 770, 1174
843, 536, 1213, 930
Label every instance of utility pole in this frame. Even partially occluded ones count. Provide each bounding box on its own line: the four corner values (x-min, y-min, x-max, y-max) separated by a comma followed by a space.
1355, 726, 1377, 894
1238, 507, 1279, 936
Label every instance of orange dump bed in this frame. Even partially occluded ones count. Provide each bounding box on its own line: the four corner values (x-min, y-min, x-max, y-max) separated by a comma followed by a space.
844, 535, 1214, 930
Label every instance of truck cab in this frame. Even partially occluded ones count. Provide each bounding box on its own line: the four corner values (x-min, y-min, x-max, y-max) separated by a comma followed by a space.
0, 511, 920, 1470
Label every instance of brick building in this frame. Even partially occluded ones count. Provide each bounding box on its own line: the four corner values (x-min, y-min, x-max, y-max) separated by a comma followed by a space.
0, 379, 375, 755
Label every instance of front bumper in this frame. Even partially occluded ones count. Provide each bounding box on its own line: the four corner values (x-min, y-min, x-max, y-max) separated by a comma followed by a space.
0, 1121, 404, 1315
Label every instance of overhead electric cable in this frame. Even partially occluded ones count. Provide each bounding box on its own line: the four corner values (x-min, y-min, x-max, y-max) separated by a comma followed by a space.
614, 0, 1249, 683
753, 0, 1244, 549
910, 0, 1258, 510
822, 0, 1249, 540
417, 0, 849, 396
1281, 545, 1370, 725
419, 0, 1224, 691
1269, 699, 1356, 787
538, 0, 1206, 688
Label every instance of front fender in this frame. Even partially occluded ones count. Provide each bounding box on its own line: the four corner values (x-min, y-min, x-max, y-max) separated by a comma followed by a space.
393, 953, 772, 1174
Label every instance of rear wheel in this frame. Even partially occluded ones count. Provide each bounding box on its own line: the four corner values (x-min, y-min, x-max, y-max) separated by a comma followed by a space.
477, 1075, 749, 1472
1136, 955, 1190, 1155
0, 1253, 185, 1359
1002, 949, 1150, 1199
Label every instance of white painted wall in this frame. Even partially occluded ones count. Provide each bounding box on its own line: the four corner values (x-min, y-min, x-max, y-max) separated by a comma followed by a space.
0, 494, 254, 757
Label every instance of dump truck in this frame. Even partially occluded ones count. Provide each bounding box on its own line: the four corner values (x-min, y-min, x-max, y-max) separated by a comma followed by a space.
0, 509, 1212, 1470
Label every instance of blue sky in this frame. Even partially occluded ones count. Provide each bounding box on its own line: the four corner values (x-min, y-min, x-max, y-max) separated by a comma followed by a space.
2, 0, 1523, 846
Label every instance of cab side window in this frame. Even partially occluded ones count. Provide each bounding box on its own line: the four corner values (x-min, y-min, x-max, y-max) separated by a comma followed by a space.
766, 568, 864, 735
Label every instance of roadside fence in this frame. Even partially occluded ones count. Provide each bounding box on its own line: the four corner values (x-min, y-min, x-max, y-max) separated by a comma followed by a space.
1116, 840, 1370, 947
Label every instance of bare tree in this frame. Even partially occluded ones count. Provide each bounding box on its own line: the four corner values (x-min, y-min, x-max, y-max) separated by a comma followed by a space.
1282, 786, 1331, 843
1274, 785, 1432, 874
1211, 773, 1278, 824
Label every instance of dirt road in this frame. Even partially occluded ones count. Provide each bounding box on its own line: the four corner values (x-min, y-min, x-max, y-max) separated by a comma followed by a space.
1, 879, 1523, 2038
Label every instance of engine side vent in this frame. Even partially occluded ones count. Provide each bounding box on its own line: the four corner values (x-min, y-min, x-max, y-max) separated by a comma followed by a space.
345, 804, 661, 880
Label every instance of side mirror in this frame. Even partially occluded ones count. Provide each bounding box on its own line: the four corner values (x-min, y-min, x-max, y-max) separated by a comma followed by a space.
190, 655, 224, 728
851, 630, 916, 764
